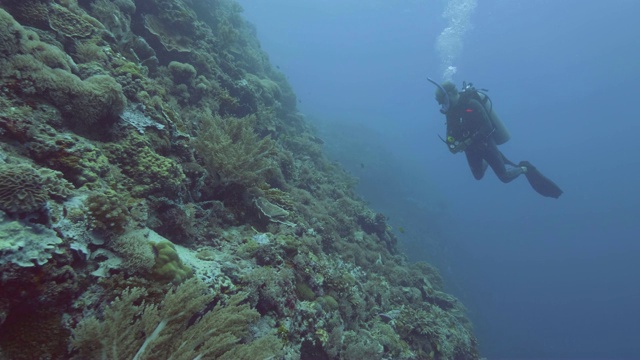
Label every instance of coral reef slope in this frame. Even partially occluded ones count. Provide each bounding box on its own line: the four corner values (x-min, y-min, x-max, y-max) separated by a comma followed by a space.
0, 1, 479, 359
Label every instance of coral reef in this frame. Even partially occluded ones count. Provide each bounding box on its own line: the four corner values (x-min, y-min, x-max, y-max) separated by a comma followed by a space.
0, 211, 64, 267
0, 7, 125, 136
69, 278, 281, 359
0, 164, 49, 214
0, 1, 479, 359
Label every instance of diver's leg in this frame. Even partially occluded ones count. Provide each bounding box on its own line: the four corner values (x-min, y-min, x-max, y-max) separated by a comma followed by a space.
484, 139, 524, 183
465, 149, 488, 180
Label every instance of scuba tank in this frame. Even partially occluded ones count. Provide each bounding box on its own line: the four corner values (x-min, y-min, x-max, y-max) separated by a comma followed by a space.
460, 81, 511, 145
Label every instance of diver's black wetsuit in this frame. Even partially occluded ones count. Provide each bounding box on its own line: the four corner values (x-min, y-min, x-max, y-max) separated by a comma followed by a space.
446, 97, 524, 183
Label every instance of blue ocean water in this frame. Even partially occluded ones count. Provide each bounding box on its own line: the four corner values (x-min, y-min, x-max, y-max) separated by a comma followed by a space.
238, 0, 640, 358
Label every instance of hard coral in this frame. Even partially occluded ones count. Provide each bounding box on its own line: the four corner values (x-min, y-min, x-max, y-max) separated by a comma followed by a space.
48, 3, 96, 39
0, 211, 63, 267
0, 163, 73, 214
150, 240, 193, 284
0, 2, 50, 32
109, 228, 156, 275
143, 13, 193, 53
105, 132, 186, 197
0, 164, 47, 213
86, 189, 130, 236
0, 9, 125, 136
0, 7, 74, 69
28, 131, 112, 186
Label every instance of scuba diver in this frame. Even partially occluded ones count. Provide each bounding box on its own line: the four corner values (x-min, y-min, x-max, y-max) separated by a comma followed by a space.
428, 78, 563, 198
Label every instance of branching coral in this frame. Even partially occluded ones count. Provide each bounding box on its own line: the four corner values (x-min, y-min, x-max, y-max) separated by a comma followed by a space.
69, 278, 282, 359
194, 114, 276, 187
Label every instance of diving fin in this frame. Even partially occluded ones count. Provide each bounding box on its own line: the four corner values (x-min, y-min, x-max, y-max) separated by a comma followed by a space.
519, 161, 563, 199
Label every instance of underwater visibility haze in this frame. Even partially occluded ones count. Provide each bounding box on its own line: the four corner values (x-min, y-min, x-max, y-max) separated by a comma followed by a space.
239, 0, 640, 358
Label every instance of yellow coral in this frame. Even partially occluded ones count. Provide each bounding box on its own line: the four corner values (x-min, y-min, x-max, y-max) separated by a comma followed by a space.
151, 240, 193, 284
261, 185, 294, 210
315, 328, 329, 346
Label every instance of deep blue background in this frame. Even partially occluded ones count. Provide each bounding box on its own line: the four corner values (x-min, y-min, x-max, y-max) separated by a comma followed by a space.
237, 0, 640, 358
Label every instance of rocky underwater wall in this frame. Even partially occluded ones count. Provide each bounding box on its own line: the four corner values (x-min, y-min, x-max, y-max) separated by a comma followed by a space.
0, 0, 479, 359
